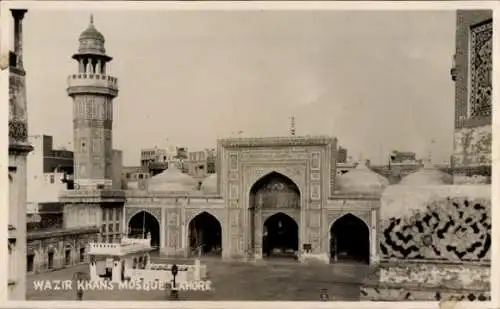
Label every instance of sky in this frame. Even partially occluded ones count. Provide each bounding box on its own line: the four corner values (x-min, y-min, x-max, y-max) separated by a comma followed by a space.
21, 9, 456, 166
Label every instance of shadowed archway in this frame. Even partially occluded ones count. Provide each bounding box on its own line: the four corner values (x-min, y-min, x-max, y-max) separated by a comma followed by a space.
128, 211, 160, 248
188, 212, 222, 257
330, 213, 369, 264
263, 212, 299, 259
249, 172, 301, 259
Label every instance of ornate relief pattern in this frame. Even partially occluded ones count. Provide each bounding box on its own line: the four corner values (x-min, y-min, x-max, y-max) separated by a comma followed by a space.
310, 183, 320, 200
8, 121, 27, 142
470, 21, 492, 118
311, 172, 320, 181
453, 126, 492, 166
253, 178, 300, 209
328, 211, 369, 229
125, 207, 161, 225
311, 152, 321, 170
380, 197, 490, 261
246, 165, 306, 196
229, 153, 238, 170
240, 150, 308, 161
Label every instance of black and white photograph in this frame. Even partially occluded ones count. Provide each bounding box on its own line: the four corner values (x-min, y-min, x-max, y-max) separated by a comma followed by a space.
3, 1, 495, 303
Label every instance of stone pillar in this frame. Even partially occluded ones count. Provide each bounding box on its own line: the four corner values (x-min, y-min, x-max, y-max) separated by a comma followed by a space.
254, 210, 263, 259
160, 208, 166, 254
370, 208, 378, 264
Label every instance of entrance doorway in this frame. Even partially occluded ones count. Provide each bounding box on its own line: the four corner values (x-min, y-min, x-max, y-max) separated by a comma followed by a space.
263, 213, 299, 259
128, 211, 160, 248
330, 214, 369, 264
188, 212, 222, 257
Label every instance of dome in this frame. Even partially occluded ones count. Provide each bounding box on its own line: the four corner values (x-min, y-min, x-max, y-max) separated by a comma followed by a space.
336, 161, 389, 194
399, 161, 453, 186
200, 174, 218, 194
75, 15, 108, 57
147, 165, 198, 193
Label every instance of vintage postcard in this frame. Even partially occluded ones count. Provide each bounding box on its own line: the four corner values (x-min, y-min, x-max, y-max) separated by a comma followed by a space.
1, 0, 497, 306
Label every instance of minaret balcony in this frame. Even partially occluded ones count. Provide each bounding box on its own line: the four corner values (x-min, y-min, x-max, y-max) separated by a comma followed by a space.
67, 73, 118, 97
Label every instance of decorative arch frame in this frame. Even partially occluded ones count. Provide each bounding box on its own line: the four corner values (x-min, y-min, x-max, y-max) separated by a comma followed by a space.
126, 208, 161, 229
186, 210, 223, 227
185, 210, 224, 257
262, 211, 300, 225
245, 166, 306, 211
329, 212, 370, 231
328, 212, 371, 262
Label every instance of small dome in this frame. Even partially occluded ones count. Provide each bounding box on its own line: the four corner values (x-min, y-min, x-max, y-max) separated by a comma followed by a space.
399, 161, 453, 186
200, 174, 218, 194
76, 15, 108, 56
336, 161, 389, 194
147, 165, 198, 193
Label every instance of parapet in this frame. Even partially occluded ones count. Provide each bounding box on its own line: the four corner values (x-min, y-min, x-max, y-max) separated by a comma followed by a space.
67, 73, 118, 97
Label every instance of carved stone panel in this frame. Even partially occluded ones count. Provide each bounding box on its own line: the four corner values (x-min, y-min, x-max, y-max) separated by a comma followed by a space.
240, 149, 308, 161
230, 210, 240, 228
167, 211, 179, 226
229, 171, 238, 181
308, 212, 321, 228
311, 152, 321, 170
245, 165, 306, 197
229, 183, 238, 200
470, 20, 492, 118
311, 171, 320, 181
168, 227, 179, 248
229, 153, 238, 170
310, 183, 320, 200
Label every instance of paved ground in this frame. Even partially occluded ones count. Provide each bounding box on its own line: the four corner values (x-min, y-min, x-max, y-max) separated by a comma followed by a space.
27, 257, 369, 301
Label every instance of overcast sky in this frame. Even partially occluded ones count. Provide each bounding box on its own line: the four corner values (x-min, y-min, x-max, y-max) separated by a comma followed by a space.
21, 9, 456, 166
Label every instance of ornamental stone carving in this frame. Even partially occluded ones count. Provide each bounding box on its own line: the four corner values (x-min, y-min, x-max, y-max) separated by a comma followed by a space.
245, 165, 306, 196
125, 207, 161, 225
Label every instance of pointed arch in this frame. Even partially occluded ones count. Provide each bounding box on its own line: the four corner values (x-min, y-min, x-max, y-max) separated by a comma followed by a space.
262, 212, 299, 259
127, 210, 160, 248
188, 211, 222, 257
329, 213, 370, 264
250, 172, 301, 210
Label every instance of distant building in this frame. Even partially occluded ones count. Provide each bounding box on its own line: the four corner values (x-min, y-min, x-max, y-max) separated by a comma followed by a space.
122, 166, 150, 190
337, 147, 348, 163
140, 147, 169, 175
186, 149, 217, 180
390, 151, 416, 163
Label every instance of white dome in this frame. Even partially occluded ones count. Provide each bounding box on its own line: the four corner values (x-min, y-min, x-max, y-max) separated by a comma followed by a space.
147, 165, 198, 193
399, 162, 452, 186
336, 162, 389, 194
200, 173, 218, 194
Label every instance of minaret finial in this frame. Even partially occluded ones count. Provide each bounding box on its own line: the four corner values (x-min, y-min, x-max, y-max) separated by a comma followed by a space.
90, 14, 94, 25
290, 116, 296, 136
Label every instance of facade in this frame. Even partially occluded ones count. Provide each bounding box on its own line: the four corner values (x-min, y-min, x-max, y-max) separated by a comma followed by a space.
59, 16, 126, 245
451, 10, 492, 176
8, 9, 32, 300
28, 135, 74, 175
125, 136, 385, 265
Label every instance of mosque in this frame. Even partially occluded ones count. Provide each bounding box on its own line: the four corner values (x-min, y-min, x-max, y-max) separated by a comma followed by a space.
57, 10, 491, 301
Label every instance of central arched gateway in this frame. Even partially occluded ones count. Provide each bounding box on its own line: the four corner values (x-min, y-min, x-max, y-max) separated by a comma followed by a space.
330, 213, 369, 264
128, 211, 160, 248
188, 212, 222, 257
249, 172, 300, 260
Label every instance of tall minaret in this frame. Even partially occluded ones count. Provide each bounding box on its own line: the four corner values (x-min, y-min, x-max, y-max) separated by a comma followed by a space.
8, 9, 32, 300
61, 16, 125, 244
67, 15, 118, 189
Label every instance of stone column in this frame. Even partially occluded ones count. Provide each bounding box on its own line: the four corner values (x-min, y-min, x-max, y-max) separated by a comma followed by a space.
254, 210, 262, 259
370, 208, 378, 264
12, 10, 27, 68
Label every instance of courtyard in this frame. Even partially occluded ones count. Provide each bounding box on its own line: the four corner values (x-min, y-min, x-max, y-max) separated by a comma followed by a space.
26, 257, 369, 301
